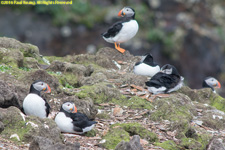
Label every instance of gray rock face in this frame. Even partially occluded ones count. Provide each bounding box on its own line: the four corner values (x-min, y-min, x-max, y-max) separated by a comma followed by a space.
115, 135, 143, 150
207, 137, 225, 150
29, 136, 80, 150
0, 80, 22, 108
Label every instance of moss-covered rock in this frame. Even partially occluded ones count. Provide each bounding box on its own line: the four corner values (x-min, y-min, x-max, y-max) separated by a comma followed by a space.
111, 123, 158, 143
75, 83, 153, 110
102, 128, 130, 149
0, 47, 24, 68
0, 107, 63, 144
155, 140, 179, 150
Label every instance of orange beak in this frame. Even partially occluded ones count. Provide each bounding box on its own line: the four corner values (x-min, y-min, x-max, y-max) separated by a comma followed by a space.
118, 9, 125, 17
44, 84, 51, 93
72, 105, 77, 113
216, 81, 221, 88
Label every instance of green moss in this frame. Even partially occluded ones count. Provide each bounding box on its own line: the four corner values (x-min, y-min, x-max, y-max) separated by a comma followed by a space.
75, 84, 153, 110
210, 94, 225, 112
43, 56, 70, 63
180, 138, 203, 150
150, 98, 192, 122
96, 112, 110, 119
195, 134, 211, 150
102, 128, 130, 149
155, 140, 179, 150
111, 123, 158, 143
59, 73, 79, 88
0, 65, 11, 72
85, 129, 97, 137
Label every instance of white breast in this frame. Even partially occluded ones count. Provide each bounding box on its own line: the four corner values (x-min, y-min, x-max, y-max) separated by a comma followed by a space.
104, 20, 139, 44
134, 63, 160, 77
23, 93, 47, 118
54, 112, 75, 133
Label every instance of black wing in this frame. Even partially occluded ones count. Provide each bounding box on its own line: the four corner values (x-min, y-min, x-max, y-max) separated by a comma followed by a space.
69, 113, 97, 130
102, 22, 123, 38
43, 98, 51, 117
146, 72, 180, 89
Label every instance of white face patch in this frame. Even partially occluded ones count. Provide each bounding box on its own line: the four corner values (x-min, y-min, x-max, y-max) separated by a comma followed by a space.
33, 82, 46, 91
62, 102, 75, 113
123, 7, 135, 17
161, 68, 172, 74
205, 77, 218, 88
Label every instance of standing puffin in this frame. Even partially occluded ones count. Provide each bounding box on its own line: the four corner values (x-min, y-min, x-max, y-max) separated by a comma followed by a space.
133, 53, 160, 77
55, 102, 97, 134
23, 80, 51, 118
202, 77, 221, 93
145, 64, 183, 94
101, 6, 139, 53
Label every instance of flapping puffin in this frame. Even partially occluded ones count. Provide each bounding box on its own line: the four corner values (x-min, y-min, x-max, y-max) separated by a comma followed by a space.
145, 64, 183, 94
202, 77, 221, 93
101, 6, 139, 53
133, 53, 160, 77
22, 80, 51, 118
54, 102, 97, 134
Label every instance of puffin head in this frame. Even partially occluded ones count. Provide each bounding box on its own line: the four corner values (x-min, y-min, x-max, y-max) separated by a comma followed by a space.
161, 64, 180, 76
30, 80, 51, 95
203, 77, 221, 92
141, 53, 153, 63
62, 102, 77, 113
118, 6, 135, 18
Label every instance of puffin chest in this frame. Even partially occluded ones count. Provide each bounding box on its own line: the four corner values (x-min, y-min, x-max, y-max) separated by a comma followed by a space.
114, 20, 139, 43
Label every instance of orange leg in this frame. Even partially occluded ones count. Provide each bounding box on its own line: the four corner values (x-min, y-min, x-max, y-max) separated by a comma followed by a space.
114, 43, 126, 53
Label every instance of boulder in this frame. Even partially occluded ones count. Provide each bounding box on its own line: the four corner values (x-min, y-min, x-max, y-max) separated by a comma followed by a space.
115, 135, 143, 150
29, 136, 80, 150
0, 106, 62, 143
207, 137, 225, 150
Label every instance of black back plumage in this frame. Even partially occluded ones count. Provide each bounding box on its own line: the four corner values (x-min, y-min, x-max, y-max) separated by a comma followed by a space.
60, 107, 97, 132
44, 98, 51, 117
145, 64, 181, 93
142, 53, 158, 67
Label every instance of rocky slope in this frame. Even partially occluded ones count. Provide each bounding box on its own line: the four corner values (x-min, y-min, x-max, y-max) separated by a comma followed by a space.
0, 37, 225, 150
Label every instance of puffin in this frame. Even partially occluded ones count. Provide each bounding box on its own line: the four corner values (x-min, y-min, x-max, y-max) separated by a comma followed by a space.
22, 80, 51, 118
202, 77, 221, 93
54, 102, 97, 134
145, 64, 184, 95
101, 6, 139, 53
133, 53, 160, 77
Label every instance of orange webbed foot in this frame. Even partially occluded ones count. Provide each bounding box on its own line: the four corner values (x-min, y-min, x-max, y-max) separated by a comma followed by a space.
114, 43, 126, 53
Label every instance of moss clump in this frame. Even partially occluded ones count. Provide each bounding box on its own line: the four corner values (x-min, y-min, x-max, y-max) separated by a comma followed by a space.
150, 94, 193, 122
96, 112, 110, 119
59, 73, 79, 88
155, 140, 179, 150
84, 129, 97, 137
75, 83, 153, 110
195, 134, 211, 150
210, 94, 225, 112
102, 128, 130, 149
111, 123, 158, 143
180, 138, 203, 150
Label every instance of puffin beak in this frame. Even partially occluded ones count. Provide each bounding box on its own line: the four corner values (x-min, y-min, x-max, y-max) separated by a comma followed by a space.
44, 84, 51, 93
71, 105, 77, 113
216, 81, 221, 88
118, 9, 125, 17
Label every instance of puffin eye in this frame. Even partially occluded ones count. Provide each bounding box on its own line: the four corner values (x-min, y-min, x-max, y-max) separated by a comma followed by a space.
67, 104, 70, 106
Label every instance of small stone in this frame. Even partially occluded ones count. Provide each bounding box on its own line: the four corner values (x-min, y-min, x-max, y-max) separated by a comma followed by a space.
113, 106, 124, 117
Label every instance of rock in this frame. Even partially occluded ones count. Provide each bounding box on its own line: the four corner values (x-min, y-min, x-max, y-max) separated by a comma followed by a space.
207, 137, 225, 150
0, 47, 24, 68
0, 106, 62, 143
0, 121, 4, 133
0, 80, 22, 108
115, 135, 143, 150
0, 37, 40, 59
20, 69, 60, 94
96, 47, 135, 62
29, 136, 80, 150
23, 57, 39, 69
